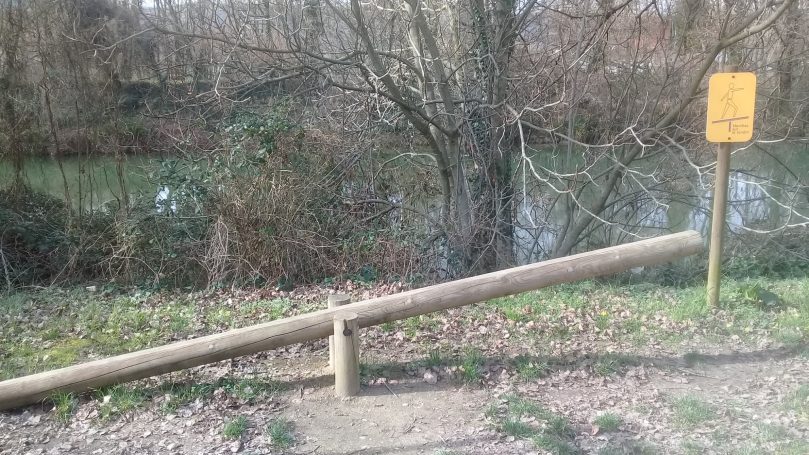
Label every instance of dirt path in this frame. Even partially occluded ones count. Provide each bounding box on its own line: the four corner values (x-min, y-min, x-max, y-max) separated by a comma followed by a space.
2, 343, 807, 455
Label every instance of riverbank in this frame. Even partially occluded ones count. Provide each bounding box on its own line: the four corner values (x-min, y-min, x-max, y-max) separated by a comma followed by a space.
1, 277, 806, 453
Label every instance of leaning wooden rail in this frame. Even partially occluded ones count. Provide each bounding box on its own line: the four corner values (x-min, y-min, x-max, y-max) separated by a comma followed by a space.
0, 231, 703, 410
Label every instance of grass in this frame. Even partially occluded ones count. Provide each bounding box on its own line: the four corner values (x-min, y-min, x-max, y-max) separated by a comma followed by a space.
783, 384, 808, 417
380, 321, 395, 332
159, 381, 219, 413
360, 359, 398, 383
160, 376, 283, 413
459, 348, 484, 383
671, 395, 716, 429
500, 418, 535, 438
0, 288, 306, 381
424, 349, 444, 368
3, 277, 806, 382
513, 354, 548, 380
49, 391, 77, 423
593, 412, 622, 432
593, 353, 637, 376
489, 394, 579, 454
239, 298, 292, 321
266, 417, 295, 448
223, 415, 248, 439
722, 423, 809, 455
96, 385, 146, 421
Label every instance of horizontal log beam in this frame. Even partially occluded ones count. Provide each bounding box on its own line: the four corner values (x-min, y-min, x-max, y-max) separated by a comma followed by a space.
0, 231, 703, 410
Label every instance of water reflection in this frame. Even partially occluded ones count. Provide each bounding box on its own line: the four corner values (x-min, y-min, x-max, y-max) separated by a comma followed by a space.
510, 164, 808, 265
2, 147, 807, 267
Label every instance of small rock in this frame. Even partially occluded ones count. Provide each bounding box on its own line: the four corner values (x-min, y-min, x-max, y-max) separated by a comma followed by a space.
229, 440, 242, 453
423, 371, 438, 384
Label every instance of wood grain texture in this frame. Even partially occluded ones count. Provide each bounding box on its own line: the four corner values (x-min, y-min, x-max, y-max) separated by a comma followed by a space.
332, 312, 360, 397
0, 230, 703, 410
327, 294, 351, 370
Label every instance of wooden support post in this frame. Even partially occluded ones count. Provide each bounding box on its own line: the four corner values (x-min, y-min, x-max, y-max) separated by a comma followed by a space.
706, 63, 737, 307
707, 142, 732, 307
333, 312, 360, 397
0, 231, 704, 410
328, 294, 351, 370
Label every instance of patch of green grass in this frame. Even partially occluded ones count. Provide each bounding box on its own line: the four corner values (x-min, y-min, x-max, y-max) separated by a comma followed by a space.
774, 308, 808, 344
459, 348, 484, 383
593, 412, 621, 432
0, 291, 29, 312
360, 360, 398, 383
400, 315, 440, 338
513, 355, 548, 381
534, 433, 579, 455
783, 384, 808, 417
206, 307, 236, 328
403, 316, 420, 338
755, 422, 790, 442
266, 417, 294, 448
667, 289, 710, 321
159, 381, 219, 413
239, 298, 291, 321
41, 327, 62, 341
49, 391, 77, 423
158, 302, 196, 334
593, 353, 637, 376
223, 415, 248, 439
490, 395, 579, 454
671, 395, 716, 429
488, 293, 533, 321
43, 338, 91, 366
96, 385, 146, 420
158, 376, 284, 413
595, 311, 610, 331
501, 418, 535, 438
380, 321, 395, 333
505, 394, 545, 418
484, 402, 499, 419
1, 337, 94, 379
423, 349, 444, 368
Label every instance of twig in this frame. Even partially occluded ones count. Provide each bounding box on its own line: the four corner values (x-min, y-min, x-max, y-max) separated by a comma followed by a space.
383, 381, 399, 398
674, 368, 722, 380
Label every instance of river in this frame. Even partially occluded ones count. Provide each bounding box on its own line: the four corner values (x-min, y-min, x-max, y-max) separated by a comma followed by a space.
2, 145, 807, 264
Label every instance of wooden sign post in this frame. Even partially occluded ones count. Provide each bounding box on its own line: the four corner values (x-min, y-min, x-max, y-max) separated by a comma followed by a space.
705, 67, 756, 306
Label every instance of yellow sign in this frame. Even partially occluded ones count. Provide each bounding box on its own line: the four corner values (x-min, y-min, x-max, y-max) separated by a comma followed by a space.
706, 72, 757, 143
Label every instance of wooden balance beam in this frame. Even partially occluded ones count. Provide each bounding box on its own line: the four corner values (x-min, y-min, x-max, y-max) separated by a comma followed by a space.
0, 231, 703, 410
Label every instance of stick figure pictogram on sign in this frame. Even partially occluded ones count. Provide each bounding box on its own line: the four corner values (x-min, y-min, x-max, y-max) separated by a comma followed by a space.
720, 83, 743, 118
706, 72, 756, 143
